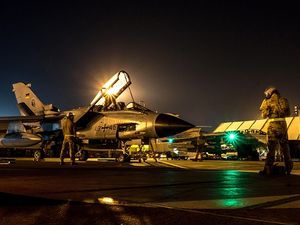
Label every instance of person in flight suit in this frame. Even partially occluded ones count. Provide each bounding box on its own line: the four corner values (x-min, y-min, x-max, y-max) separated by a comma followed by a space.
60, 112, 77, 165
259, 87, 293, 175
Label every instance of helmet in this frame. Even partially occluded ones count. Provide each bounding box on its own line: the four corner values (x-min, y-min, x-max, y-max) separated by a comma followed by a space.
264, 86, 278, 99
66, 112, 74, 118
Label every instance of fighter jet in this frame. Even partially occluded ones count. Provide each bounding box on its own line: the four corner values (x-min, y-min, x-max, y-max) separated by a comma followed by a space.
11, 71, 194, 162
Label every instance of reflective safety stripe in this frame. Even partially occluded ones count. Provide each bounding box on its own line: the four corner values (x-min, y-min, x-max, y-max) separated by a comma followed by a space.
269, 118, 286, 122
65, 135, 75, 137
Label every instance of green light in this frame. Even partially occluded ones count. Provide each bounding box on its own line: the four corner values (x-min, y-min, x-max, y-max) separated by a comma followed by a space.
225, 132, 240, 144
221, 199, 243, 208
168, 138, 174, 143
229, 133, 236, 140
219, 171, 245, 208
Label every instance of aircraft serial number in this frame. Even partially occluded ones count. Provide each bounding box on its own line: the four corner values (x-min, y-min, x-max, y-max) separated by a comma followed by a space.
95, 124, 117, 132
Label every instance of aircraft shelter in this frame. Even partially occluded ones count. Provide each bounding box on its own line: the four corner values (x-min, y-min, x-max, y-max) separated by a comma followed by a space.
213, 116, 300, 141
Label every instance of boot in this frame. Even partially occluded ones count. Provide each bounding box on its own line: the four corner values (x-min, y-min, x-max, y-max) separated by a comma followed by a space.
60, 160, 65, 166
259, 169, 266, 176
286, 162, 293, 176
259, 165, 272, 176
71, 161, 78, 166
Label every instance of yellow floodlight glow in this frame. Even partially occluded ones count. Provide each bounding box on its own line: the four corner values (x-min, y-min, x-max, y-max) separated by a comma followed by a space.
90, 71, 131, 106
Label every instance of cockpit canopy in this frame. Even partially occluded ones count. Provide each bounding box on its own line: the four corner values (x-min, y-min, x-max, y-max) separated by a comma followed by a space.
126, 102, 153, 113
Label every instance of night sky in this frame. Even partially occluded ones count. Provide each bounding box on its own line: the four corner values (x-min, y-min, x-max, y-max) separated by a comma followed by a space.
1, 1, 300, 128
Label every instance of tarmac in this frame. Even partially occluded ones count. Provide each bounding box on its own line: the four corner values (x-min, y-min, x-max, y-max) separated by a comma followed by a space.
0, 158, 300, 225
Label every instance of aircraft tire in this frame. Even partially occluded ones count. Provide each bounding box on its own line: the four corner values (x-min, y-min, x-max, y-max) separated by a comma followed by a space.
116, 153, 125, 162
124, 154, 131, 162
78, 150, 88, 161
117, 153, 131, 162
33, 150, 45, 162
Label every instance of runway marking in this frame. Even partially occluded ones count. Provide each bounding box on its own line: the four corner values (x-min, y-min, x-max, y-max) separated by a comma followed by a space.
237, 170, 258, 173
81, 193, 300, 211
291, 170, 300, 175
143, 203, 290, 225
158, 161, 188, 169
143, 195, 298, 209
74, 198, 288, 224
269, 199, 300, 208
244, 194, 300, 209
238, 169, 300, 176
79, 198, 291, 224
129, 163, 148, 167
158, 161, 300, 175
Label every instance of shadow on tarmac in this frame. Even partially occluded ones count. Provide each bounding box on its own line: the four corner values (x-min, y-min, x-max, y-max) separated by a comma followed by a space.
1, 191, 300, 225
1, 161, 300, 224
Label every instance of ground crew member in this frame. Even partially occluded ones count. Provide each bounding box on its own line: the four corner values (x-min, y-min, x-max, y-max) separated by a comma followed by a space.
60, 112, 77, 165
259, 87, 293, 175
194, 132, 206, 161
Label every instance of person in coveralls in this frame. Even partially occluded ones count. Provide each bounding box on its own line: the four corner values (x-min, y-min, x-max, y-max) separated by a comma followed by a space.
60, 112, 77, 165
259, 87, 293, 175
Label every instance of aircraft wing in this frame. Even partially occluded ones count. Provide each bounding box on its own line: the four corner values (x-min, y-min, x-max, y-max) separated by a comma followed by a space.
0, 115, 64, 122
0, 115, 64, 133
0, 115, 44, 123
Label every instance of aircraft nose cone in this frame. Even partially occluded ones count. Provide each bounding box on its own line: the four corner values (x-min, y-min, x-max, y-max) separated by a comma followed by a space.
155, 114, 194, 138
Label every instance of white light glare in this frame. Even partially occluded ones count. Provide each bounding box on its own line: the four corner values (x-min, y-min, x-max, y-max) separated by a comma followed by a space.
98, 197, 116, 205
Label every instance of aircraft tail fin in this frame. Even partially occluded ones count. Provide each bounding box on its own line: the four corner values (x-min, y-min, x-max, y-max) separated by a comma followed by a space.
12, 83, 60, 116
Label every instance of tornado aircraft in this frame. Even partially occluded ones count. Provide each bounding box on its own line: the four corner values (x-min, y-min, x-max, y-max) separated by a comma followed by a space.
7, 71, 193, 161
